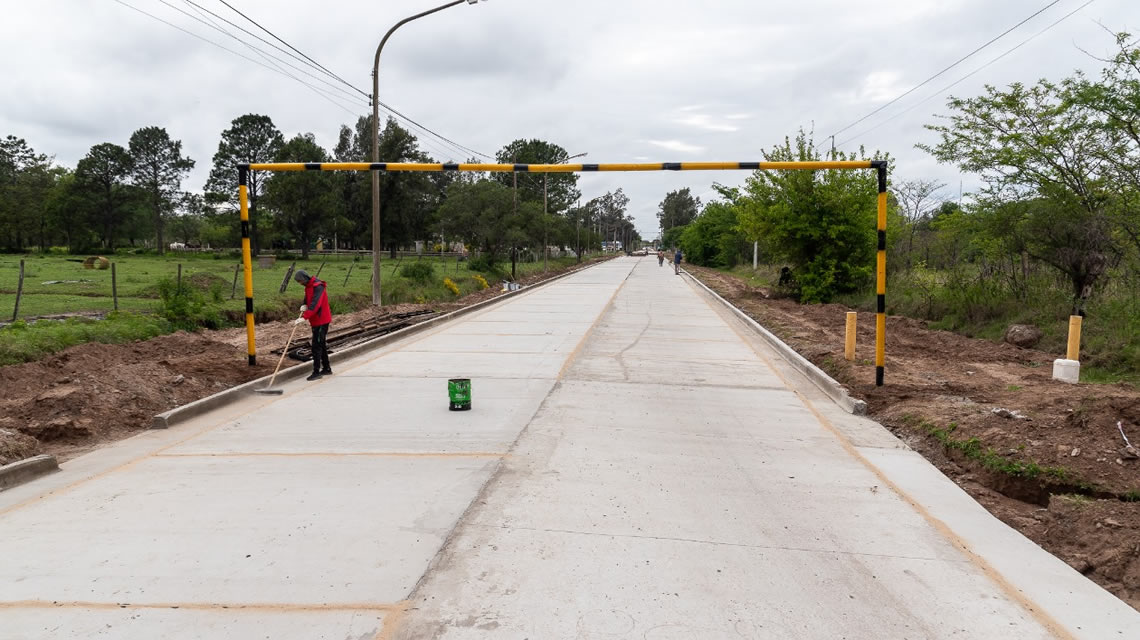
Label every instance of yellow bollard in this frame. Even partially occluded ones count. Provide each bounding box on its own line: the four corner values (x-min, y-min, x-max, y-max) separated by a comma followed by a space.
845, 312, 857, 361
1066, 315, 1082, 361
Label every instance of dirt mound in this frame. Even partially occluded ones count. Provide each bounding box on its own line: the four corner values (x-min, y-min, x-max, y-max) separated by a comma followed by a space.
688, 265, 1140, 611
0, 333, 272, 463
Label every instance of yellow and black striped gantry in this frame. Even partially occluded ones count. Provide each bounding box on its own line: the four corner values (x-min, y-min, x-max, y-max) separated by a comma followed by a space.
237, 160, 889, 385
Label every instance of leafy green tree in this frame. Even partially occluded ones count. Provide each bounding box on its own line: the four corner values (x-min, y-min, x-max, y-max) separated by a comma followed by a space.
736, 130, 884, 302
0, 136, 57, 251
263, 134, 334, 259
921, 79, 1116, 312
436, 178, 542, 273
204, 114, 283, 255
75, 142, 134, 250
493, 139, 581, 214
657, 187, 701, 233
679, 200, 744, 267
128, 126, 195, 255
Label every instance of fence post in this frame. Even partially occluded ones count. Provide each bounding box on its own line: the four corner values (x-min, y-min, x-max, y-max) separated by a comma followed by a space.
111, 262, 119, 312
343, 260, 355, 287
12, 259, 25, 322
314, 260, 326, 279
176, 263, 182, 295
231, 263, 240, 299
844, 312, 857, 361
279, 261, 296, 293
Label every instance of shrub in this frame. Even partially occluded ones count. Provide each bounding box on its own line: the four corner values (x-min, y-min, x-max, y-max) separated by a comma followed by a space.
472, 274, 489, 290
156, 278, 222, 330
443, 277, 460, 296
400, 261, 435, 283
467, 255, 501, 275
0, 313, 171, 365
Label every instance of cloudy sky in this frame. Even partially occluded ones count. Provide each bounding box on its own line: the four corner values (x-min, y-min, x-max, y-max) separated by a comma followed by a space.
2, 0, 1136, 238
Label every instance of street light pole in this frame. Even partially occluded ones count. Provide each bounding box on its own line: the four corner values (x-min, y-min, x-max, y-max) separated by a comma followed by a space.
372, 0, 481, 305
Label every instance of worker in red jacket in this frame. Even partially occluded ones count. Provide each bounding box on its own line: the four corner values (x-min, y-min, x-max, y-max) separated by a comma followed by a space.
293, 269, 332, 381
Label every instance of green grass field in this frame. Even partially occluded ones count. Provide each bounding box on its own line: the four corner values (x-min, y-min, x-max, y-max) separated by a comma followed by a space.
0, 252, 578, 320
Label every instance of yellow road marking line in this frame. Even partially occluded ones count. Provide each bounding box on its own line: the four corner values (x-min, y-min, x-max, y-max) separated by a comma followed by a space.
154, 452, 505, 459
0, 600, 400, 612
687, 275, 1075, 640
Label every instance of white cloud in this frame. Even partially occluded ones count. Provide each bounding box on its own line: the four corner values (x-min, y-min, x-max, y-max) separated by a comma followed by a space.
0, 0, 1133, 236
645, 140, 705, 154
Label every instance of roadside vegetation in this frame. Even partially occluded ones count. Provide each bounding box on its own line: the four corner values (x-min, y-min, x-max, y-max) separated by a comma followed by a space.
659, 32, 1140, 382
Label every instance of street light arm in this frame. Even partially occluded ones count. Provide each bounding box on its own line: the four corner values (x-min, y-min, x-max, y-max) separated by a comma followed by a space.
370, 0, 475, 306
372, 0, 468, 161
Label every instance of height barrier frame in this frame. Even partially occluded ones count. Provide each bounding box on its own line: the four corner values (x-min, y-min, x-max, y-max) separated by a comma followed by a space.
237, 160, 889, 386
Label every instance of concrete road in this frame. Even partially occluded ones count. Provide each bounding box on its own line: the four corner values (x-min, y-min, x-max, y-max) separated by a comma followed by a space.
1, 257, 1136, 639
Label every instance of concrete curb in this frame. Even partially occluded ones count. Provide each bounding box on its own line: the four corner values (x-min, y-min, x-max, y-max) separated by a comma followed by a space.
151, 259, 612, 430
682, 269, 868, 415
0, 454, 59, 491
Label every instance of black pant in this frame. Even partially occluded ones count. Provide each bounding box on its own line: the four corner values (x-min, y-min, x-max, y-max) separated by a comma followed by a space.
311, 323, 330, 373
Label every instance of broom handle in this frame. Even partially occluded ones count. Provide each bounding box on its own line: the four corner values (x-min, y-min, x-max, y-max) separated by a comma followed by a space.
266, 313, 304, 388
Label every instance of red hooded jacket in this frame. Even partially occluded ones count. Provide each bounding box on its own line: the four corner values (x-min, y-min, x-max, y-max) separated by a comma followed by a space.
302, 277, 332, 327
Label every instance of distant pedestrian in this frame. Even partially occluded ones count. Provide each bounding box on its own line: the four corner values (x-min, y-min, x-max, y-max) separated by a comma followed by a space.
657, 249, 664, 267
294, 269, 332, 381
673, 248, 682, 275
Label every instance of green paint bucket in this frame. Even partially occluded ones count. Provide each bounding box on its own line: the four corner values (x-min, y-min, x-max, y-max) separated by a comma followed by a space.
448, 378, 471, 411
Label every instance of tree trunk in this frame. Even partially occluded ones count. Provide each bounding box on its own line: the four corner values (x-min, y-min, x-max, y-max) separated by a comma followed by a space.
155, 196, 165, 255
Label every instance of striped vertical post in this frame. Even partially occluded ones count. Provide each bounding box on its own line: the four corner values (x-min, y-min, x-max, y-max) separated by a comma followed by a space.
238, 164, 256, 366
873, 160, 887, 386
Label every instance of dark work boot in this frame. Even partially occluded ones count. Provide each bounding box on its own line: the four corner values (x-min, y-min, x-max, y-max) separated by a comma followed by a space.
320, 368, 333, 377
306, 371, 322, 381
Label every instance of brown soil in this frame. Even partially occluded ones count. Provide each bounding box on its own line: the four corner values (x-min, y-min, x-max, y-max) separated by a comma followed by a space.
0, 257, 612, 468
687, 265, 1140, 611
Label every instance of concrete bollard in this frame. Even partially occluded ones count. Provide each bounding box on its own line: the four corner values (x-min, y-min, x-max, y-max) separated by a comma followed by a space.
844, 312, 857, 361
1053, 315, 1083, 383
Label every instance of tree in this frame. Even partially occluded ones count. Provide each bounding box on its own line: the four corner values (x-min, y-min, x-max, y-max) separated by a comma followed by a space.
679, 197, 746, 268
75, 143, 134, 250
892, 178, 947, 269
736, 130, 884, 302
436, 178, 544, 276
128, 126, 194, 255
263, 134, 334, 259
657, 187, 701, 232
0, 136, 56, 251
921, 78, 1116, 313
493, 139, 581, 213
204, 114, 283, 255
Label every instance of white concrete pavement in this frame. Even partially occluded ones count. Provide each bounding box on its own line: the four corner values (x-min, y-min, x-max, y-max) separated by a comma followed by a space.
1, 257, 1137, 639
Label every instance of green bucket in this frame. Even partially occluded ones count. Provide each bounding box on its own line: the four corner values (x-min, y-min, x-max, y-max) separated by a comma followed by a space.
448, 378, 471, 411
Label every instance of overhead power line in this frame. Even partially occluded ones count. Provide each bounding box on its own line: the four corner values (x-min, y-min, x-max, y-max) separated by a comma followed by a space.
819, 0, 1064, 147
213, 0, 491, 159
114, 0, 365, 117
183, 0, 369, 100
168, 0, 364, 105
834, 0, 1095, 150
213, 0, 360, 96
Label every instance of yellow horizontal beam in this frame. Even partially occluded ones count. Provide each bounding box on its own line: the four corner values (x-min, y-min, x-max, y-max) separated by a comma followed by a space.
246, 161, 876, 173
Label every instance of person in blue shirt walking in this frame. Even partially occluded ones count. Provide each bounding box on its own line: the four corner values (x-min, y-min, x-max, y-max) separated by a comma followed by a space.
673, 248, 682, 275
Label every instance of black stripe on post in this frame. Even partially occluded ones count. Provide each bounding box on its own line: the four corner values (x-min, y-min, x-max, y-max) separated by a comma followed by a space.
877, 295, 885, 313
663, 162, 682, 171
370, 163, 387, 171
582, 164, 599, 172
249, 354, 257, 366
304, 163, 322, 171
442, 163, 459, 171
877, 230, 886, 250
739, 162, 760, 170
238, 166, 249, 187
241, 220, 250, 237
877, 164, 887, 193
246, 298, 254, 314
876, 366, 884, 386
513, 164, 529, 172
